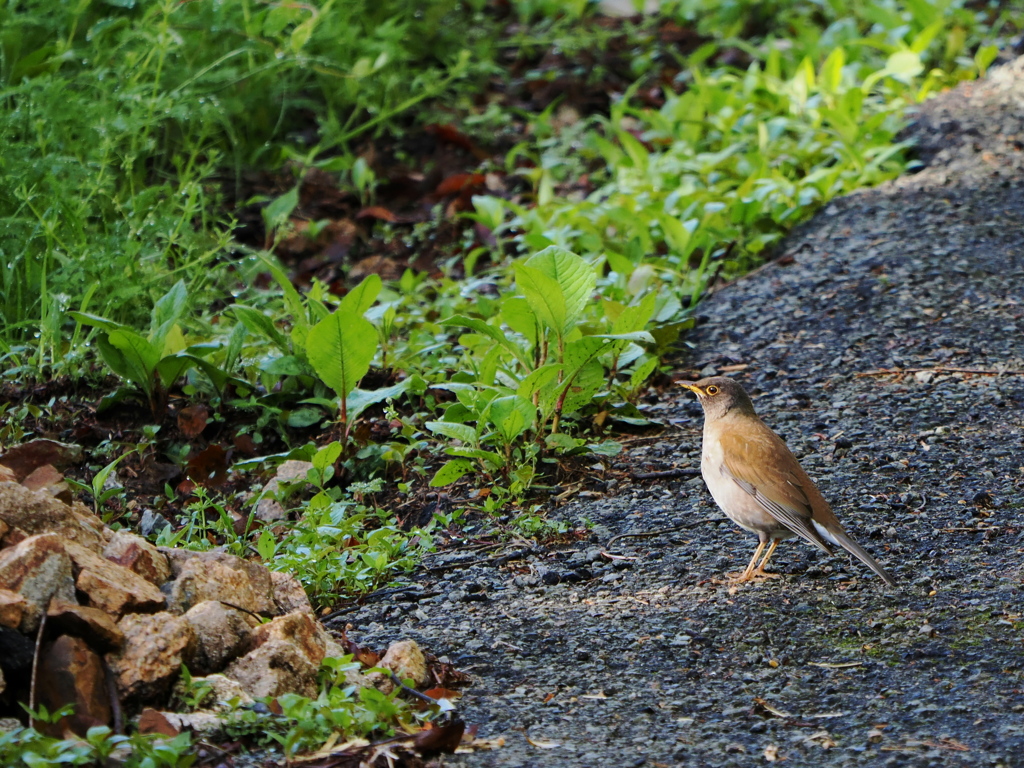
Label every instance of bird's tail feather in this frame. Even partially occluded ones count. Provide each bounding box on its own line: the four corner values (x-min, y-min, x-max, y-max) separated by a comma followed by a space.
814, 523, 896, 586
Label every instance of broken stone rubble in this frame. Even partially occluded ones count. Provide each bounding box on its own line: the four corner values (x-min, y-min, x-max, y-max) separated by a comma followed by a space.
0, 478, 428, 738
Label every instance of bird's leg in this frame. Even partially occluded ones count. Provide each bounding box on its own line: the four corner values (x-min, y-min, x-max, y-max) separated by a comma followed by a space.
718, 540, 767, 584
748, 539, 783, 579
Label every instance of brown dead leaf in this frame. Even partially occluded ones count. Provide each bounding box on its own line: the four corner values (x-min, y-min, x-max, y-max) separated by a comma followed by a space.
177, 404, 210, 438
186, 444, 229, 487
138, 709, 180, 737
356, 205, 399, 223
764, 744, 781, 762
435, 173, 485, 197
232, 432, 258, 456
414, 718, 465, 755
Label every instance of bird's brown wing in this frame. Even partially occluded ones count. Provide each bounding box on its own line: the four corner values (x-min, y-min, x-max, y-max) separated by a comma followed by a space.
718, 427, 834, 554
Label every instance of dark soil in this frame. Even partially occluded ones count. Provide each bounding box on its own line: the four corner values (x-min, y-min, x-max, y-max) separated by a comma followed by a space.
341, 58, 1024, 767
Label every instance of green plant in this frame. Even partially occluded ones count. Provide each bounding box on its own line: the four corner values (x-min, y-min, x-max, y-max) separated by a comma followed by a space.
268, 491, 431, 606
65, 452, 129, 520
1, 705, 194, 767
69, 282, 223, 418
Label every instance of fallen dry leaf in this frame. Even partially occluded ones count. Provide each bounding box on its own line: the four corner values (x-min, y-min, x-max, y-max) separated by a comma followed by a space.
177, 404, 209, 438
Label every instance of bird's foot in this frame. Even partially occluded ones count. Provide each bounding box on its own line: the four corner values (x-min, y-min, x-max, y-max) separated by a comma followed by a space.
716, 569, 782, 585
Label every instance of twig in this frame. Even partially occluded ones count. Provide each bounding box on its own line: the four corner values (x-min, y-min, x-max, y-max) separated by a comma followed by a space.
606, 521, 711, 550
632, 468, 702, 480
29, 604, 48, 729
857, 366, 1024, 377
423, 546, 543, 574
103, 658, 124, 734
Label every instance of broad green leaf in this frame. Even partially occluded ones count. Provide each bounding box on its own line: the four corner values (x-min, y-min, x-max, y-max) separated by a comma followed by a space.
345, 380, 411, 421
513, 262, 566, 335
524, 246, 596, 334
441, 315, 523, 362
160, 323, 187, 358
487, 395, 533, 444
69, 311, 127, 334
150, 279, 187, 345
445, 446, 505, 469
558, 359, 604, 416
286, 407, 324, 428
500, 297, 539, 346
263, 187, 299, 231
587, 440, 623, 457
231, 305, 289, 352
628, 356, 660, 392
107, 329, 160, 390
306, 308, 377, 402
95, 335, 131, 382
424, 421, 478, 445
339, 274, 382, 317
313, 442, 343, 473
612, 293, 658, 335
155, 355, 192, 388
429, 458, 475, 487
261, 355, 314, 377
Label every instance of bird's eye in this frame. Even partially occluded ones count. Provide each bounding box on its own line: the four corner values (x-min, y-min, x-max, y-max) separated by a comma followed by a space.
706, 385, 719, 395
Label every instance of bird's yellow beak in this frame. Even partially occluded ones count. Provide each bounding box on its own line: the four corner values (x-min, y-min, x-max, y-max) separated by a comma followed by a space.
678, 382, 703, 396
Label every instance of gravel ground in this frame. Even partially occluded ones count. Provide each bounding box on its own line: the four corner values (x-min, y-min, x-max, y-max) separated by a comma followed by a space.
348, 58, 1024, 767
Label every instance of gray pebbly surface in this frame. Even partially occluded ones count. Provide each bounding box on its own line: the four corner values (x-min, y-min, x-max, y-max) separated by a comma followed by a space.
345, 59, 1024, 767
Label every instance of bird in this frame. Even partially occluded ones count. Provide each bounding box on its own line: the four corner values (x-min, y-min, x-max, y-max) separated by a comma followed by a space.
679, 376, 895, 586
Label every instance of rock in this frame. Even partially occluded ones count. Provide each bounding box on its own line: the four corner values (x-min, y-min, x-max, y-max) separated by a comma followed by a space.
0, 588, 29, 629
0, 466, 16, 484
0, 482, 104, 550
170, 673, 254, 711
20, 465, 72, 504
0, 533, 76, 632
140, 710, 230, 739
270, 570, 312, 615
162, 550, 276, 616
46, 599, 124, 653
254, 459, 313, 522
0, 439, 82, 481
182, 601, 258, 674
379, 639, 429, 687
37, 635, 111, 737
106, 612, 196, 703
139, 509, 170, 537
63, 541, 166, 617
225, 611, 325, 698
103, 530, 171, 586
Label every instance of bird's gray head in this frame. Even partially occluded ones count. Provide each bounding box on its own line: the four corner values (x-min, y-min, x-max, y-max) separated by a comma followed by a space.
678, 376, 756, 421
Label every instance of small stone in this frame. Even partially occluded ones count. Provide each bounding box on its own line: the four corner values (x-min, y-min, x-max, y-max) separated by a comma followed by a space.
64, 541, 166, 617
0, 533, 76, 632
107, 612, 197, 703
139, 510, 170, 537
270, 570, 312, 615
162, 550, 276, 616
37, 635, 111, 737
379, 639, 429, 687
103, 530, 171, 586
0, 482, 104, 550
225, 611, 326, 698
20, 465, 72, 504
182, 601, 258, 674
47, 599, 124, 653
0, 589, 29, 630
